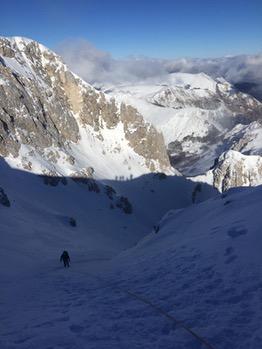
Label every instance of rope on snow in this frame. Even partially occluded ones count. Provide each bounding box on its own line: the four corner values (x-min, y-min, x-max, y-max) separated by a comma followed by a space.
83, 270, 217, 349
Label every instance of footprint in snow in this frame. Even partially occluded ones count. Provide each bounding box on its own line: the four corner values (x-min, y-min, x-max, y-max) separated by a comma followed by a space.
224, 246, 234, 256
73, 301, 84, 307
227, 227, 247, 238
13, 336, 33, 344
211, 226, 221, 234
55, 316, 70, 322
225, 255, 238, 264
33, 321, 53, 328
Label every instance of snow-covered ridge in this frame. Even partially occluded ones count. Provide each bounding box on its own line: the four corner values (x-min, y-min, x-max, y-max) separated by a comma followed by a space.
167, 72, 218, 92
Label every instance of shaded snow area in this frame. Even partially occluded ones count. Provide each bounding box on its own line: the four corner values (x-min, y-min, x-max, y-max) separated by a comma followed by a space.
1, 161, 262, 348
108, 186, 262, 349
0, 159, 218, 349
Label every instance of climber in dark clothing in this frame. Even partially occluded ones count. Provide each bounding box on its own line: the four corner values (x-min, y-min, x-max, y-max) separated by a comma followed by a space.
60, 250, 70, 268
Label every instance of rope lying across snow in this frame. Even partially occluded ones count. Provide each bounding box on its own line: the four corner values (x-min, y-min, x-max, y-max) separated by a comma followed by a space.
84, 271, 217, 349
125, 289, 216, 349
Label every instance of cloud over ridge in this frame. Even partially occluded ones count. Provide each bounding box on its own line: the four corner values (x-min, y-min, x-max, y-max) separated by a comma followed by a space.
57, 39, 262, 100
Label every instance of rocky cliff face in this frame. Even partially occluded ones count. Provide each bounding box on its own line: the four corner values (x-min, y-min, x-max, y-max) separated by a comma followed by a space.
0, 37, 172, 179
213, 151, 262, 192
193, 150, 262, 192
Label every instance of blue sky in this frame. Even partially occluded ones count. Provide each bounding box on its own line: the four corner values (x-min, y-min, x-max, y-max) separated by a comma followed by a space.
1, 0, 261, 58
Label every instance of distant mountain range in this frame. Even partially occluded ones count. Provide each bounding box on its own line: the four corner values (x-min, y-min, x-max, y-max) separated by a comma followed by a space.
103, 72, 262, 180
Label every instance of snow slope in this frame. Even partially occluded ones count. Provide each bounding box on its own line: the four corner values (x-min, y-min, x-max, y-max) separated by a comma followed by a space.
0, 155, 216, 279
0, 158, 216, 276
108, 185, 262, 349
0, 158, 217, 349
1, 168, 261, 348
224, 121, 262, 155
0, 160, 147, 279
103, 73, 226, 131
105, 173, 216, 226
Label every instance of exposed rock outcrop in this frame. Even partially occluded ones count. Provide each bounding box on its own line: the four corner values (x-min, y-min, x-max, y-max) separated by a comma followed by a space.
120, 104, 170, 171
0, 187, 10, 207
212, 151, 262, 192
193, 150, 262, 192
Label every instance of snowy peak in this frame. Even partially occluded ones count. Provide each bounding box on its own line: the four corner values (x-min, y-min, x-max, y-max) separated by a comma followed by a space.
167, 72, 218, 92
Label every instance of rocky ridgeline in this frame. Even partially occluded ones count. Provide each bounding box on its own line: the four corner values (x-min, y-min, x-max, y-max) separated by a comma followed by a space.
0, 37, 171, 177
149, 79, 262, 115
39, 170, 133, 214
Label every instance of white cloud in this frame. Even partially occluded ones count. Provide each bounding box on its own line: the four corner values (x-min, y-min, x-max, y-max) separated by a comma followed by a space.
56, 38, 168, 85
56, 39, 262, 100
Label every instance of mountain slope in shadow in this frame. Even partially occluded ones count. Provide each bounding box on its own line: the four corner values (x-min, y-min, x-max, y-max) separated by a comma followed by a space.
0, 158, 217, 277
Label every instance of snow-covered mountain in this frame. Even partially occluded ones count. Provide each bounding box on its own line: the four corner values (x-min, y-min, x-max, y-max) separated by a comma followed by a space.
1, 37, 262, 349
0, 37, 172, 179
3, 37, 261, 190
104, 73, 262, 175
